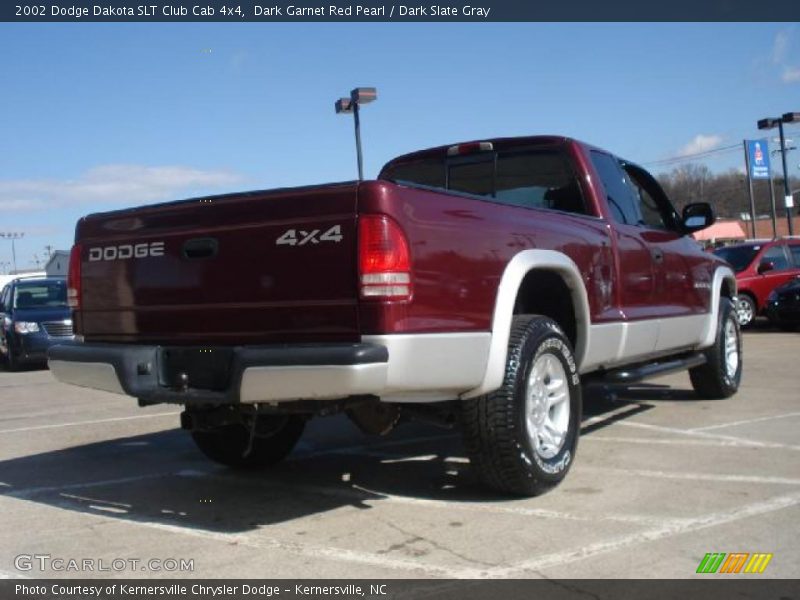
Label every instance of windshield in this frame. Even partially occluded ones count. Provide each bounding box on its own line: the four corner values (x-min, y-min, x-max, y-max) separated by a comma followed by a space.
13, 281, 68, 309
713, 245, 760, 273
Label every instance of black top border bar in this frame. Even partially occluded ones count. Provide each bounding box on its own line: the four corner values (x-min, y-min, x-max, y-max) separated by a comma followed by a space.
3, 0, 800, 22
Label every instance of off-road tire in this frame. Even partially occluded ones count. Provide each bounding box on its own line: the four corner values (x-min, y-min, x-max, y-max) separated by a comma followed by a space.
191, 415, 305, 468
690, 297, 742, 399
461, 315, 581, 496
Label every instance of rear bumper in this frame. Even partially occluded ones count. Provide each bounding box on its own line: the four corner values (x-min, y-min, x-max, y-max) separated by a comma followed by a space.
48, 342, 389, 405
48, 332, 492, 404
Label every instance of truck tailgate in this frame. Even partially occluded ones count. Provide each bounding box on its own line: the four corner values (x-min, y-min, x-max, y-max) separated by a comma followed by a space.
74, 183, 360, 344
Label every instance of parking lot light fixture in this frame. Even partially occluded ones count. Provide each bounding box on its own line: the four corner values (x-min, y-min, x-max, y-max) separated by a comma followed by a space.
758, 112, 799, 235
334, 87, 377, 181
0, 232, 24, 274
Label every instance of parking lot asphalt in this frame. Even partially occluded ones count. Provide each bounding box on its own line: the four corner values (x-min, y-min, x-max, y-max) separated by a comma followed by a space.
0, 327, 798, 580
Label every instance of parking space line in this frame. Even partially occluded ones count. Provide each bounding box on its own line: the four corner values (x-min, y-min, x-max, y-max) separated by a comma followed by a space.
0, 570, 27, 579
491, 490, 800, 576
582, 435, 791, 449
0, 412, 178, 434
3, 471, 183, 500
616, 421, 800, 451
689, 412, 800, 432
586, 466, 800, 486
179, 469, 680, 527
33, 492, 487, 578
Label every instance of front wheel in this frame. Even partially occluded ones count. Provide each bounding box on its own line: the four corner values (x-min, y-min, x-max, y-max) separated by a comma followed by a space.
461, 315, 581, 496
690, 297, 742, 399
5, 348, 20, 372
191, 415, 305, 468
734, 294, 756, 328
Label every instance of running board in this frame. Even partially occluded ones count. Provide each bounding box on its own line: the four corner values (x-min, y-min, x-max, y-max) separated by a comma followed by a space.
596, 353, 707, 384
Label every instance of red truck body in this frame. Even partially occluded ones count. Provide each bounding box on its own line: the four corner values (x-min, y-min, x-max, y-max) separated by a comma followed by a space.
48, 135, 742, 496
71, 137, 720, 345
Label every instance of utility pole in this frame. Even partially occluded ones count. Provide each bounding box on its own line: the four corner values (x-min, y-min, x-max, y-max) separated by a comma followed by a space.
778, 120, 794, 236
758, 112, 800, 236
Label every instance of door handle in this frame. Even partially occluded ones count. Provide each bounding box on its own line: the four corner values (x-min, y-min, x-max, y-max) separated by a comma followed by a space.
651, 247, 664, 264
182, 238, 218, 259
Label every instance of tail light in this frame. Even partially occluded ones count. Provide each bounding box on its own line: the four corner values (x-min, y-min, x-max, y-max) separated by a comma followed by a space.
67, 243, 82, 308
358, 215, 412, 300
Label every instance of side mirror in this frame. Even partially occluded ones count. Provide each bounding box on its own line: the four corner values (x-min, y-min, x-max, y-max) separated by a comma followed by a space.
757, 260, 775, 274
681, 202, 714, 234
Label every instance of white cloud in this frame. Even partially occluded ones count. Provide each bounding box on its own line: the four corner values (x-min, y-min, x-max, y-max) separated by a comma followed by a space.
0, 165, 243, 212
773, 30, 790, 64
782, 66, 800, 83
677, 134, 724, 157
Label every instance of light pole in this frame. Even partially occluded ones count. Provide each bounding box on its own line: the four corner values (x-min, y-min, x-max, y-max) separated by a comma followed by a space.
334, 87, 377, 180
0, 232, 24, 274
758, 112, 800, 236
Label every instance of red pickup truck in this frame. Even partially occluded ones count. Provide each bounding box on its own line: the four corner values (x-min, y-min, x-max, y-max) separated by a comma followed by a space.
49, 135, 741, 496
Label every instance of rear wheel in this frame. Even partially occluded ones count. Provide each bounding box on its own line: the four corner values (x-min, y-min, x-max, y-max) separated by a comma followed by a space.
191, 415, 305, 468
690, 297, 742, 399
461, 315, 581, 496
734, 294, 756, 328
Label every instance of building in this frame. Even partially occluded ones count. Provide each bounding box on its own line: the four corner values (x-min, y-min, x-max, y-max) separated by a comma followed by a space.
692, 220, 747, 244
738, 215, 800, 239
44, 250, 69, 277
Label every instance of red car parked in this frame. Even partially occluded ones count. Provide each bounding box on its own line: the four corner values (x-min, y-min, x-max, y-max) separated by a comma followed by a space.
714, 238, 800, 327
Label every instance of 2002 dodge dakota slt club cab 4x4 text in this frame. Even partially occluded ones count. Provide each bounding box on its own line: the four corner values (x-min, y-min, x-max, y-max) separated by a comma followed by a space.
48, 136, 741, 496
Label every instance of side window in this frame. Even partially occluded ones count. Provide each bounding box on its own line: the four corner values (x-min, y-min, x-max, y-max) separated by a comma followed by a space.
623, 163, 682, 231
0, 286, 7, 311
628, 179, 666, 229
590, 152, 640, 225
494, 151, 586, 215
789, 244, 800, 267
762, 245, 790, 271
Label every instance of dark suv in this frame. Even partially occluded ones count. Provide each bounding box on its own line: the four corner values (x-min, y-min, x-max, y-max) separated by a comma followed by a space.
0, 277, 74, 370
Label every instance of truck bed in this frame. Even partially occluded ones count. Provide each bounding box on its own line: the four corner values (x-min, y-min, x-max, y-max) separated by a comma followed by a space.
73, 183, 361, 345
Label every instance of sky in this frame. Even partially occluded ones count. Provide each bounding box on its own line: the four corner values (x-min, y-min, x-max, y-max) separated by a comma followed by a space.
1, 22, 799, 270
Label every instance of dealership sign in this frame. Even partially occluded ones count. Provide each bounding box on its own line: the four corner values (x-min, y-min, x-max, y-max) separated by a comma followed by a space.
746, 139, 772, 179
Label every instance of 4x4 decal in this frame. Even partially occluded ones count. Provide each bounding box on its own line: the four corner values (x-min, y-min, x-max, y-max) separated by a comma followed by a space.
275, 225, 343, 246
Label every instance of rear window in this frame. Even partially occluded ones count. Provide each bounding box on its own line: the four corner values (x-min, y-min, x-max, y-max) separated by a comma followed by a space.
13, 281, 67, 309
382, 149, 586, 215
384, 160, 445, 189
713, 245, 760, 272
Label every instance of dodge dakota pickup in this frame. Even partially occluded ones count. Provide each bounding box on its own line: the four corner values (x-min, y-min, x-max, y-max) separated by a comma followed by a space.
48, 135, 741, 495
